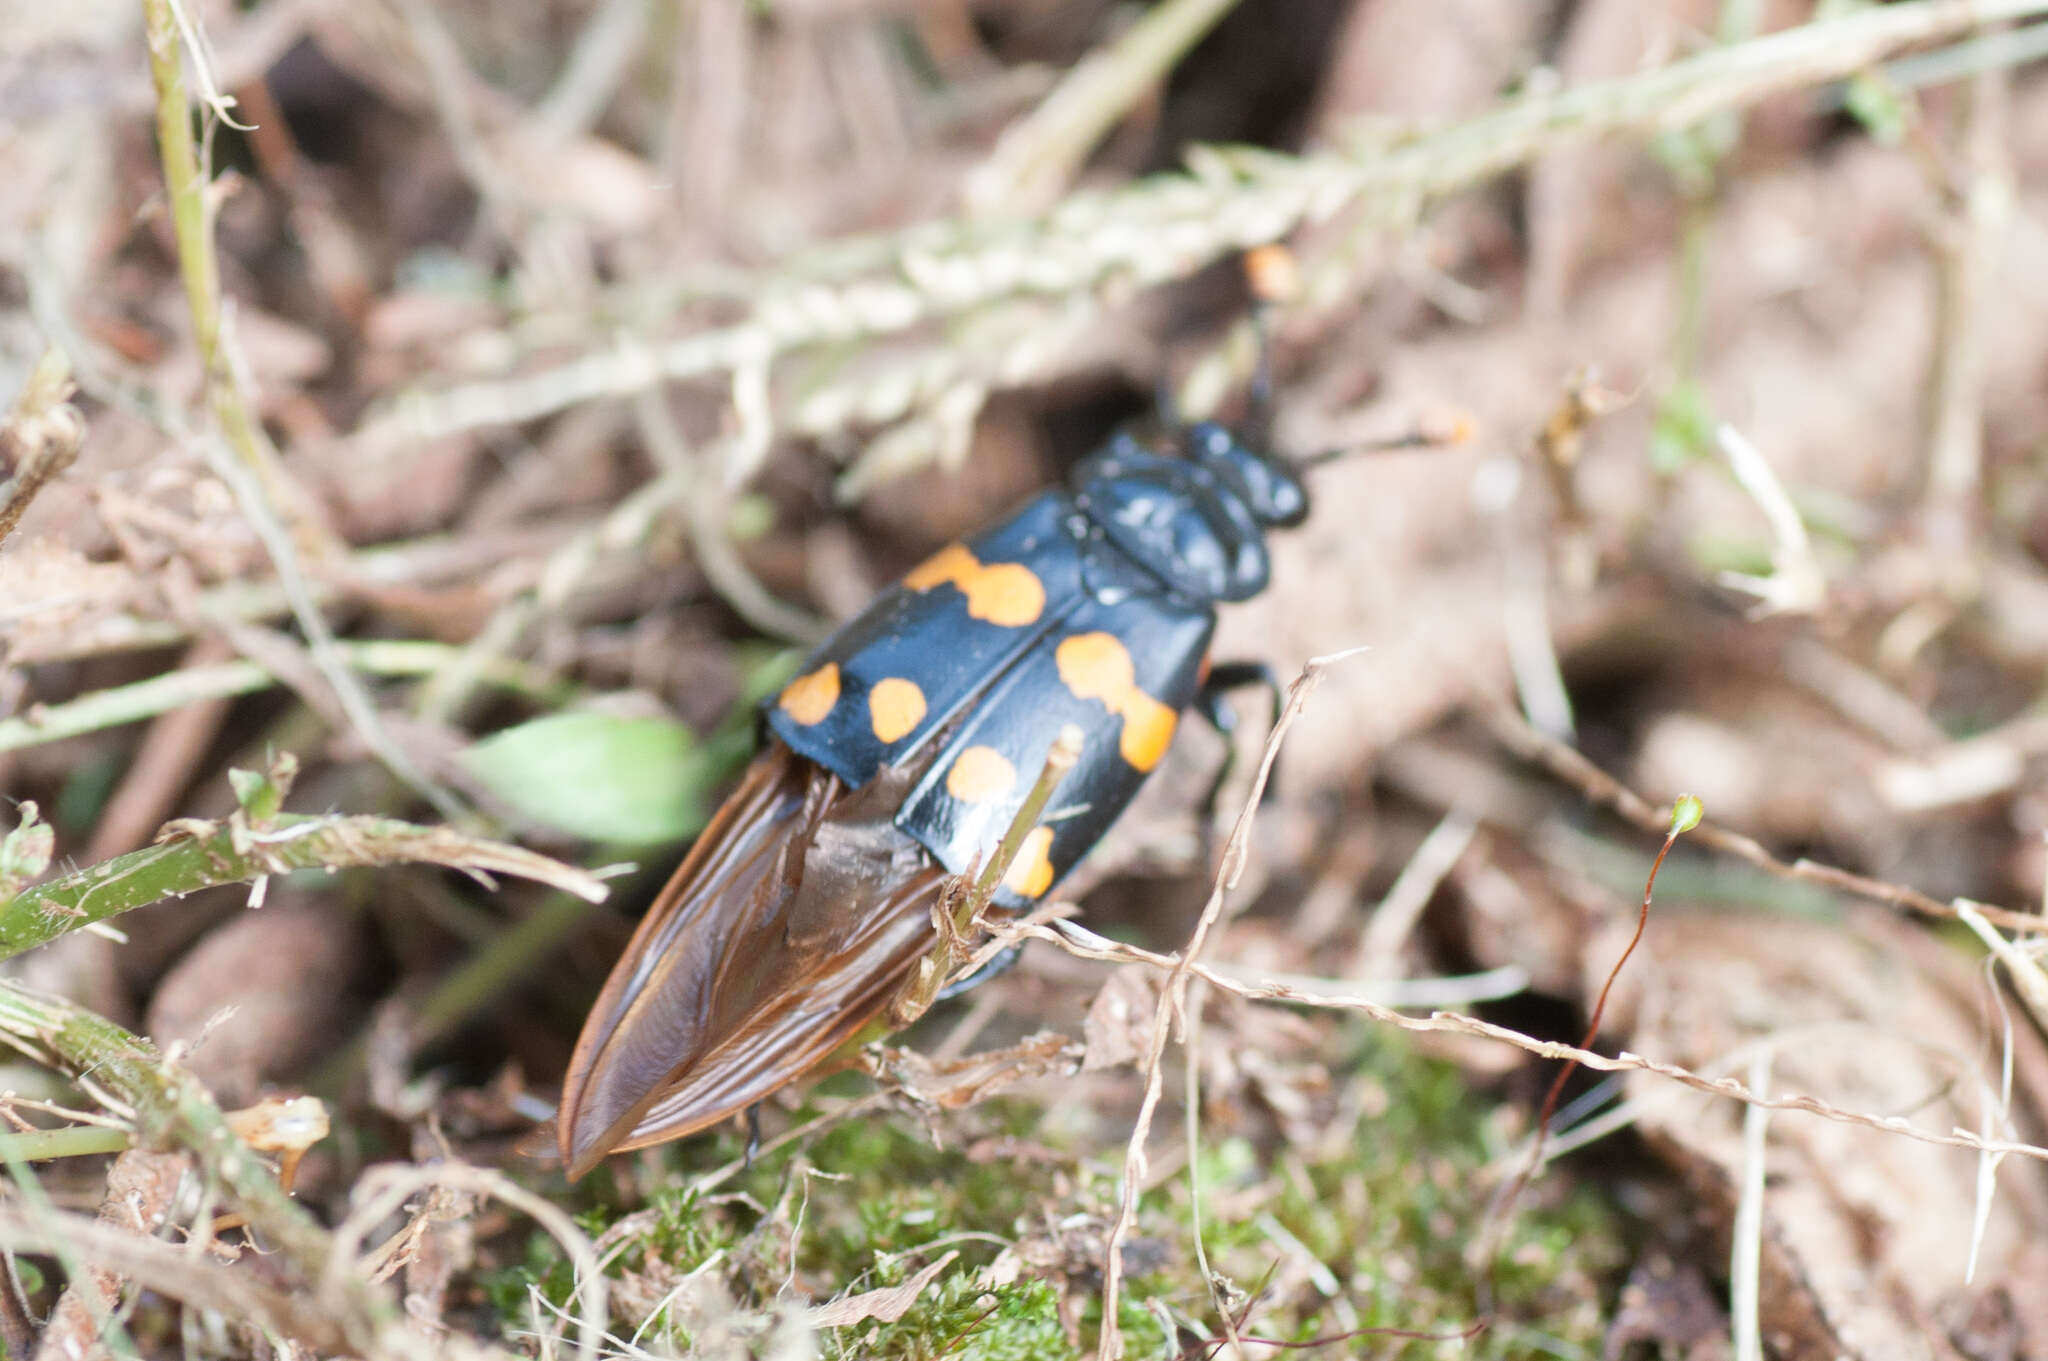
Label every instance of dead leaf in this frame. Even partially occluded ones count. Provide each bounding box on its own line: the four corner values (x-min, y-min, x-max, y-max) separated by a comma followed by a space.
874, 1031, 1080, 1111
804, 1251, 957, 1328
1618, 910, 2048, 1359
1081, 966, 1158, 1073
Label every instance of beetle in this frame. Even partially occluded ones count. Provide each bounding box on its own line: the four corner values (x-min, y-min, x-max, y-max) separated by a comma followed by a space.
558, 354, 1319, 1183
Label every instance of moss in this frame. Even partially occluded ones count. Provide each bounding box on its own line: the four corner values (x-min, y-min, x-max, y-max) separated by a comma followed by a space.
484, 1023, 1627, 1356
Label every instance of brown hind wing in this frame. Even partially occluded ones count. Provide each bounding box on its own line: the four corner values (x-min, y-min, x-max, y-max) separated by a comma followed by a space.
559, 743, 946, 1178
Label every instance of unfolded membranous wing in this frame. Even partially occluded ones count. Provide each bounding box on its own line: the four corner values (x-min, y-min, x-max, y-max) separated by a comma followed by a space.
558, 743, 947, 1178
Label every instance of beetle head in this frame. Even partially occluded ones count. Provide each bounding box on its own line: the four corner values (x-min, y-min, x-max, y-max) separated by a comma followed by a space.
1186, 422, 1308, 529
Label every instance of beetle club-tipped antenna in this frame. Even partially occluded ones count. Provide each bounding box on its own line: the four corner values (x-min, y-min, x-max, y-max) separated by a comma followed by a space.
1297, 410, 1475, 468
1238, 245, 1469, 471
1241, 244, 1299, 451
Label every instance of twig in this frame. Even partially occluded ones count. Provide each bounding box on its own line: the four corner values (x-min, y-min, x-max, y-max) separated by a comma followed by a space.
1714, 424, 1825, 616
411, 458, 716, 723
1481, 707, 2048, 935
1355, 808, 1477, 978
634, 394, 828, 643
9, 521, 579, 666
877, 725, 1085, 1035
1182, 989, 1241, 1356
1098, 650, 1352, 1360
204, 434, 472, 822
0, 348, 84, 549
146, 0, 469, 820
359, 0, 2048, 453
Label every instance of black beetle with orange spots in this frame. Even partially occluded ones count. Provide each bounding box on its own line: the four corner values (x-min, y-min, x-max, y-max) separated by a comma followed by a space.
560, 279, 1339, 1180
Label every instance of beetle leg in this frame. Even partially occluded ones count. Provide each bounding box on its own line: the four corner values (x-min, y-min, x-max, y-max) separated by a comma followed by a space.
935, 942, 1023, 1001
1194, 660, 1285, 846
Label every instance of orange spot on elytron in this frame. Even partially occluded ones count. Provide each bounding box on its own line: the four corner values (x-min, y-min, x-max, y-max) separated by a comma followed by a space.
868, 677, 926, 744
1056, 631, 1182, 773
946, 745, 1016, 803
1003, 826, 1056, 899
1118, 693, 1178, 773
778, 662, 840, 726
904, 543, 977, 592
904, 543, 1044, 628
1056, 632, 1136, 704
960, 563, 1044, 627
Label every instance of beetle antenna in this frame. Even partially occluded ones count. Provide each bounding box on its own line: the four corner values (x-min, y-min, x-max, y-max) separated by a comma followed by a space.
1296, 409, 1475, 469
1246, 303, 1276, 448
1241, 245, 1298, 451
1153, 366, 1181, 429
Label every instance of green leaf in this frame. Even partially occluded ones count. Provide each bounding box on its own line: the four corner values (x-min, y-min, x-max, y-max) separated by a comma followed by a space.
1650, 380, 1716, 474
228, 753, 297, 823
461, 712, 727, 845
1843, 73, 1909, 148
0, 804, 53, 900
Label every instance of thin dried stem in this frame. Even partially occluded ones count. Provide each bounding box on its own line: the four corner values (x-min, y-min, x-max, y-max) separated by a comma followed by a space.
141, 0, 294, 512
330, 1162, 607, 1361
1005, 917, 2048, 1168
1098, 650, 1351, 1359
34, 1148, 189, 1361
1482, 707, 2048, 935
1923, 48, 2013, 512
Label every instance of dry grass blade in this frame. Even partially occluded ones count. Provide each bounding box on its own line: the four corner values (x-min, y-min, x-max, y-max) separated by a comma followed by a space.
1484, 708, 2048, 935
1098, 648, 1356, 1360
